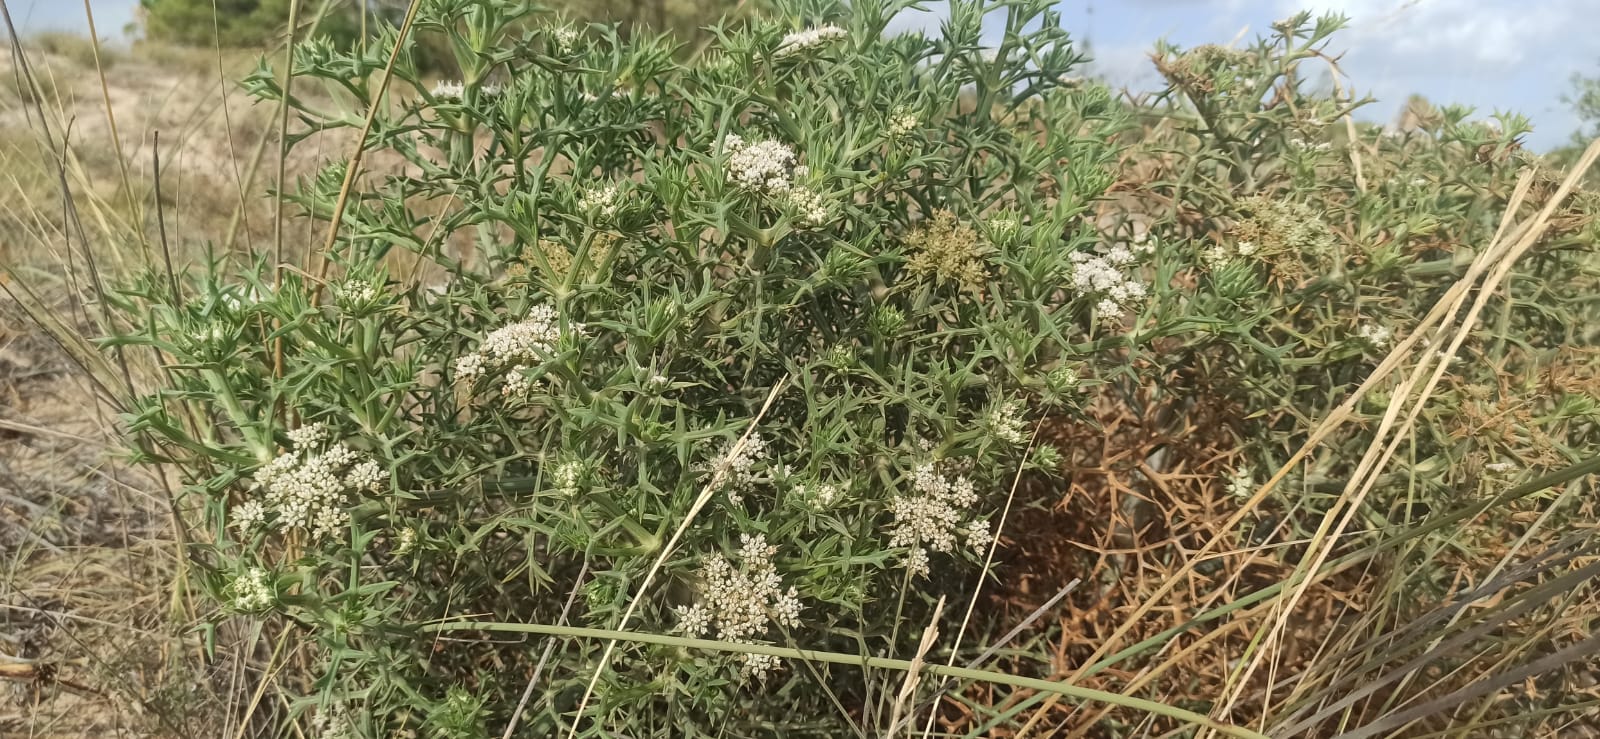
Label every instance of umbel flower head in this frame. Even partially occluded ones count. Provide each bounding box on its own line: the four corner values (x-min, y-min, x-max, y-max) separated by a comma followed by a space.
675, 533, 803, 679
228, 567, 274, 611
775, 24, 847, 58
887, 460, 993, 577
453, 305, 584, 399
239, 422, 389, 542
1068, 244, 1147, 321
904, 210, 991, 289
707, 433, 771, 505
721, 134, 799, 195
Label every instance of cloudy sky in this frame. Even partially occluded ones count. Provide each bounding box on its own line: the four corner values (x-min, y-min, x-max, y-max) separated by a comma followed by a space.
10, 0, 1599, 150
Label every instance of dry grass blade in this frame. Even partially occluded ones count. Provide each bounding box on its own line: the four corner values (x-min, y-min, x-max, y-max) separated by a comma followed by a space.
1332, 630, 1600, 739
888, 595, 944, 739
1210, 139, 1600, 730
310, 0, 426, 292
1273, 550, 1600, 736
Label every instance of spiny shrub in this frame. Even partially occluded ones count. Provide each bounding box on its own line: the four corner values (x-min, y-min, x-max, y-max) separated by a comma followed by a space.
111, 0, 1134, 734
1124, 13, 1600, 529
1038, 14, 1600, 733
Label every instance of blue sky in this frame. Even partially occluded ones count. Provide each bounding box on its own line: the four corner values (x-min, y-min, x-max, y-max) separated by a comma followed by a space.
13, 0, 1600, 150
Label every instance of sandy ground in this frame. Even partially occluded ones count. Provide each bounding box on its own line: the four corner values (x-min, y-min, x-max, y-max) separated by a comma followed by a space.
0, 41, 260, 738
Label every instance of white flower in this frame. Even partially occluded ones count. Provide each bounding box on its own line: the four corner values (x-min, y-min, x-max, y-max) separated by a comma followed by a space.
1202, 244, 1232, 267
675, 603, 711, 636
344, 459, 385, 492
286, 422, 330, 449
454, 353, 486, 383
1070, 248, 1147, 322
647, 373, 670, 390
393, 527, 417, 555
1358, 323, 1393, 348
550, 25, 580, 54
454, 306, 579, 398
231, 500, 266, 533
709, 433, 770, 504
250, 439, 380, 542
431, 80, 464, 100
1288, 137, 1332, 153
793, 480, 841, 510
1225, 466, 1254, 499
964, 519, 994, 553
676, 533, 802, 680
481, 306, 564, 363
230, 568, 274, 611
775, 24, 847, 57
987, 400, 1028, 445
578, 184, 621, 219
722, 134, 798, 195
552, 460, 583, 497
337, 278, 377, 305
888, 107, 918, 138
901, 547, 930, 578
986, 215, 1019, 240
888, 461, 991, 577
501, 365, 538, 399
783, 185, 830, 227
1486, 460, 1518, 474
741, 653, 782, 680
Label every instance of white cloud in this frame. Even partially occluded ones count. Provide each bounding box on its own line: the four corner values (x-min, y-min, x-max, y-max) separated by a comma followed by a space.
1283, 0, 1583, 70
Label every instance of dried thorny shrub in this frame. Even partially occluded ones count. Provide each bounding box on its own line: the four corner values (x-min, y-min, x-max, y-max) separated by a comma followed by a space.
984, 12, 1600, 738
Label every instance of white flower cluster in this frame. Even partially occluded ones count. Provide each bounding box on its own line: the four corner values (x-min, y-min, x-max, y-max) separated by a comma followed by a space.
501, 365, 536, 399
888, 462, 992, 577
1202, 239, 1258, 267
336, 278, 378, 305
783, 185, 830, 227
454, 306, 581, 395
431, 80, 464, 100
393, 526, 418, 555
775, 24, 847, 58
1288, 137, 1333, 153
1485, 460, 1518, 474
230, 567, 273, 611
578, 184, 621, 219
709, 433, 770, 505
791, 480, 841, 510
887, 107, 919, 138
1358, 322, 1392, 348
552, 460, 583, 497
987, 400, 1028, 445
1069, 245, 1148, 320
231, 500, 266, 533
722, 134, 798, 195
675, 533, 802, 679
240, 422, 387, 541
551, 25, 580, 54
986, 215, 1020, 241
1225, 466, 1254, 499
